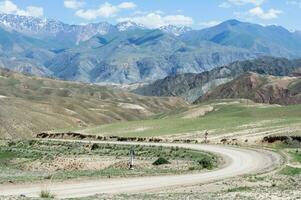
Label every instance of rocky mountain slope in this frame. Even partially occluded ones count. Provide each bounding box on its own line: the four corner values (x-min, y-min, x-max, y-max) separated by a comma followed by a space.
0, 68, 186, 139
0, 14, 301, 84
196, 72, 301, 105
134, 57, 301, 102
45, 29, 256, 83
0, 14, 120, 45
181, 19, 301, 58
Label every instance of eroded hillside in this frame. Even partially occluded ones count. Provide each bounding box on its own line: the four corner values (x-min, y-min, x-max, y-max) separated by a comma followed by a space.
0, 69, 187, 139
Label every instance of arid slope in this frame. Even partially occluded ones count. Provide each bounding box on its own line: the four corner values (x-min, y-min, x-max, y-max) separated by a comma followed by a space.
0, 69, 186, 139
197, 72, 301, 105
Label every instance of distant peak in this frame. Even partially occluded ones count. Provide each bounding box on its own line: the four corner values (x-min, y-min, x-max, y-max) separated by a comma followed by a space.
159, 25, 192, 36
223, 19, 242, 26
115, 21, 145, 31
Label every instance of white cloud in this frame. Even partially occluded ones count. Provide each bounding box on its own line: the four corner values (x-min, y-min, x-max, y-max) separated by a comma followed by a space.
117, 13, 193, 28
286, 0, 301, 7
219, 0, 265, 8
75, 1, 136, 20
0, 0, 43, 17
64, 0, 85, 9
154, 10, 164, 14
249, 6, 283, 19
117, 2, 136, 9
229, 0, 264, 6
0, 0, 17, 13
22, 6, 43, 17
219, 2, 232, 8
199, 20, 221, 28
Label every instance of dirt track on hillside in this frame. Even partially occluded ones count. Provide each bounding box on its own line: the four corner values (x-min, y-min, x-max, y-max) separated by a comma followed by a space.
0, 140, 282, 199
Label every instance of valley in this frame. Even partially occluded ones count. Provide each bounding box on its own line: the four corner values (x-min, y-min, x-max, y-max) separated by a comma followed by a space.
0, 58, 300, 199
0, 8, 300, 199
69, 99, 301, 144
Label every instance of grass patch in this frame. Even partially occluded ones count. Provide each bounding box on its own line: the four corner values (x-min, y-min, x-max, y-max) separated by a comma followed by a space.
40, 190, 55, 199
280, 166, 301, 176
289, 151, 301, 163
77, 101, 301, 137
0, 151, 18, 161
227, 186, 251, 193
0, 140, 217, 184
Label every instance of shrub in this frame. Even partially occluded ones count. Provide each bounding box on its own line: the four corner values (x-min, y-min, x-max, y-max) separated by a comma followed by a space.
40, 190, 55, 198
227, 186, 251, 193
198, 157, 213, 169
91, 143, 99, 150
153, 157, 170, 165
7, 141, 16, 147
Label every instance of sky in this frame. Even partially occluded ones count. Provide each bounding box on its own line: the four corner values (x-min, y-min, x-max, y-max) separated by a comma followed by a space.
0, 0, 300, 31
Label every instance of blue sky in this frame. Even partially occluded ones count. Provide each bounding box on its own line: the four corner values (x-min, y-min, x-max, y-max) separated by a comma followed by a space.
0, 0, 300, 30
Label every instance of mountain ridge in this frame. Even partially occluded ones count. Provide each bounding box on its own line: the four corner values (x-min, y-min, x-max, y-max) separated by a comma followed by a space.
181, 19, 301, 58
196, 72, 301, 105
134, 57, 301, 102
1, 14, 301, 84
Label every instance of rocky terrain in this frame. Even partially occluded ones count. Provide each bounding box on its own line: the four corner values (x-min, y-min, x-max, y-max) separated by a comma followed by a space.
135, 57, 301, 102
197, 72, 301, 105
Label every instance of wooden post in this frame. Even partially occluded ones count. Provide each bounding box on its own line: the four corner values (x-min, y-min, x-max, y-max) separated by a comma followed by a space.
129, 147, 135, 170
204, 131, 209, 144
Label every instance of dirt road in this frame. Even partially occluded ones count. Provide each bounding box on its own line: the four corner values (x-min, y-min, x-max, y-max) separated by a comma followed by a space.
0, 141, 282, 199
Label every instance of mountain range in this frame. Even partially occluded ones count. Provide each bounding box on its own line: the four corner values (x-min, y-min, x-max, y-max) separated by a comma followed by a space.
1, 14, 301, 84
135, 57, 301, 102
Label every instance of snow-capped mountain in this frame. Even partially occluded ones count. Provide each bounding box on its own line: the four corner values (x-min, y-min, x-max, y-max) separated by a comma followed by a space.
0, 14, 66, 35
0, 14, 193, 44
0, 14, 117, 44
116, 21, 146, 32
1, 14, 301, 85
159, 25, 192, 36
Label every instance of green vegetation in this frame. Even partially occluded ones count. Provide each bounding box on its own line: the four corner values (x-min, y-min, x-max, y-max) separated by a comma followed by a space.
288, 79, 301, 94
77, 100, 301, 137
280, 166, 301, 176
40, 190, 55, 199
153, 157, 170, 166
289, 151, 301, 163
227, 186, 251, 193
198, 157, 214, 169
0, 140, 216, 184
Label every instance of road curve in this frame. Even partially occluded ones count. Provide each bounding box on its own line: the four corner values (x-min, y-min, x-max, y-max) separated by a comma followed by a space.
0, 141, 282, 199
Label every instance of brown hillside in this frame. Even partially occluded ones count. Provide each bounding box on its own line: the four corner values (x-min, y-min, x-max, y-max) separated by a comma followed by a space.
197, 72, 301, 105
0, 69, 187, 139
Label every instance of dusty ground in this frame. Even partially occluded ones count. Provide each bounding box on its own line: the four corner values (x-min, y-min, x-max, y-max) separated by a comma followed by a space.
85, 174, 301, 200
162, 120, 301, 145
19, 156, 195, 172
1, 174, 300, 200
0, 142, 280, 198
182, 105, 214, 119
66, 148, 301, 200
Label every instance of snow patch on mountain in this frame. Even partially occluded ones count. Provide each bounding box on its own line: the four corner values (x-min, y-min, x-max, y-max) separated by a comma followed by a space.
159, 25, 192, 36
116, 21, 146, 32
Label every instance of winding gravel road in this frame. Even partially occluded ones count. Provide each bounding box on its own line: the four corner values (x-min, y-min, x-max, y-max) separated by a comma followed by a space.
0, 141, 282, 199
